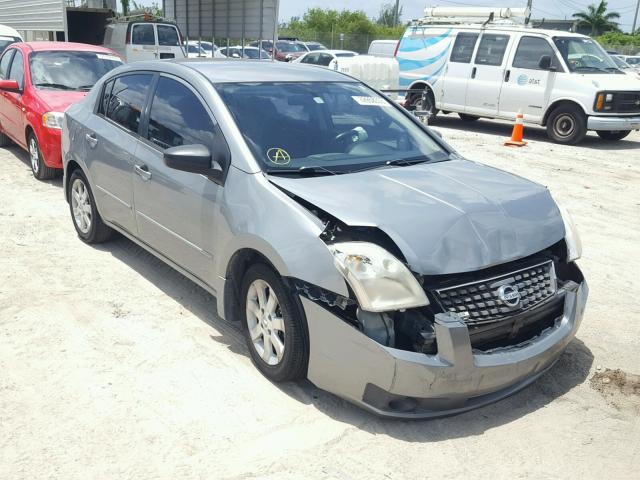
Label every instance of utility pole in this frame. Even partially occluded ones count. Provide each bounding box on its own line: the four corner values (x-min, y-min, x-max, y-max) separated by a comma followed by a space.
394, 0, 400, 27
633, 0, 640, 33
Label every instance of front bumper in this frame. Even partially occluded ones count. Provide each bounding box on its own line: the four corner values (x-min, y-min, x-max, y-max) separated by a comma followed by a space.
587, 115, 640, 131
38, 127, 62, 169
302, 279, 588, 419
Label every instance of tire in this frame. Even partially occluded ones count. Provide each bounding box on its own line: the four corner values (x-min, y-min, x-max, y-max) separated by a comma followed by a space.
28, 133, 57, 180
458, 113, 480, 122
596, 130, 631, 141
240, 263, 308, 383
546, 105, 587, 145
408, 88, 438, 123
68, 169, 113, 244
0, 129, 11, 147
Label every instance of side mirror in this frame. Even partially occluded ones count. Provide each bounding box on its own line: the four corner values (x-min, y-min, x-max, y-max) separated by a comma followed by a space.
163, 144, 224, 184
0, 79, 21, 93
538, 55, 556, 71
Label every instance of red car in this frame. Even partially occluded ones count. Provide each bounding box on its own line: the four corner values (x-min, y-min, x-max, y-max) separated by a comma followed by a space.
0, 42, 123, 179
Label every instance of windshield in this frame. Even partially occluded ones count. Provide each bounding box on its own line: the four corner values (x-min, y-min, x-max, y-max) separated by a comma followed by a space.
215, 82, 448, 174
199, 42, 214, 51
0, 36, 20, 55
243, 48, 269, 59
336, 52, 357, 58
553, 37, 619, 73
307, 43, 327, 51
30, 51, 122, 91
277, 42, 306, 53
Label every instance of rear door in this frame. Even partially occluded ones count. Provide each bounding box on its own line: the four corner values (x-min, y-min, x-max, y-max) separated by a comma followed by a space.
465, 33, 514, 116
127, 23, 157, 62
439, 32, 479, 111
498, 35, 561, 122
156, 24, 185, 59
84, 73, 154, 233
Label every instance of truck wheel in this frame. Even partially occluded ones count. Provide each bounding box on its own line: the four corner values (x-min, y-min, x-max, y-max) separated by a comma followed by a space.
458, 113, 480, 122
28, 133, 57, 180
408, 88, 438, 123
240, 264, 308, 383
68, 169, 113, 244
546, 105, 587, 145
596, 130, 631, 141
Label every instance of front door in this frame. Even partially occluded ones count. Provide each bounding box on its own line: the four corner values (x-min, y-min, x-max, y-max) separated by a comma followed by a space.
84, 73, 154, 234
132, 75, 224, 285
465, 33, 513, 116
0, 48, 16, 139
498, 35, 560, 123
128, 23, 158, 62
439, 32, 479, 112
3, 49, 25, 144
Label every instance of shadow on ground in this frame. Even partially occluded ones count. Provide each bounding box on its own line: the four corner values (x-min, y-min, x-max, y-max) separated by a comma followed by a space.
97, 233, 594, 441
433, 115, 639, 150
9, 145, 63, 186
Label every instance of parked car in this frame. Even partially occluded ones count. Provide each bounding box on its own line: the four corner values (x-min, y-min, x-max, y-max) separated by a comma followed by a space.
219, 46, 270, 60
368, 39, 399, 58
103, 20, 186, 62
184, 41, 224, 59
0, 41, 122, 179
294, 49, 358, 66
303, 41, 328, 51
0, 25, 22, 55
196, 41, 227, 58
62, 60, 587, 418
397, 12, 640, 144
611, 55, 640, 79
249, 40, 274, 54
619, 55, 640, 67
272, 40, 308, 62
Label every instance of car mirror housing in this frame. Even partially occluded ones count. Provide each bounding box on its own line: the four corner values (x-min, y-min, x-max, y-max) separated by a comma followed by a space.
163, 144, 224, 184
538, 55, 556, 71
0, 79, 21, 93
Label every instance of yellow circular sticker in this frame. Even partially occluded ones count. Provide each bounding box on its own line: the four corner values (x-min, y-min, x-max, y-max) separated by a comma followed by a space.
266, 147, 291, 165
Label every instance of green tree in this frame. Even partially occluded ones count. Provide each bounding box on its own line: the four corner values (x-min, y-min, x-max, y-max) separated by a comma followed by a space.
573, 1, 620, 36
377, 2, 403, 28
120, 0, 129, 16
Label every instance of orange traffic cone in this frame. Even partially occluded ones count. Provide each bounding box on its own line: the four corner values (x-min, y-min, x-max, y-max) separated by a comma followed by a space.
504, 111, 527, 147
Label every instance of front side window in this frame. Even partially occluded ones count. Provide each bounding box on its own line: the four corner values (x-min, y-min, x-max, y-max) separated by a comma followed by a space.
0, 49, 14, 79
450, 33, 478, 63
147, 77, 216, 150
8, 50, 24, 89
513, 36, 558, 70
0, 36, 20, 55
301, 53, 318, 64
30, 51, 123, 91
157, 25, 180, 46
317, 53, 334, 66
475, 34, 509, 66
215, 82, 449, 174
132, 24, 155, 45
105, 74, 153, 133
553, 37, 618, 73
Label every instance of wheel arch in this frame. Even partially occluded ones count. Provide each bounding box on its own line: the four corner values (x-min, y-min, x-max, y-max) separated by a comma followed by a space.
542, 99, 587, 126
64, 159, 85, 202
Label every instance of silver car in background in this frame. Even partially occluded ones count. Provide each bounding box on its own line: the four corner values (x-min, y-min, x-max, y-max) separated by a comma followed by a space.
62, 60, 588, 418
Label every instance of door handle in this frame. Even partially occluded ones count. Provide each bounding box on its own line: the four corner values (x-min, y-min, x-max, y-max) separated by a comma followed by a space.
504, 69, 511, 82
134, 164, 152, 180
471, 66, 477, 79
85, 133, 98, 148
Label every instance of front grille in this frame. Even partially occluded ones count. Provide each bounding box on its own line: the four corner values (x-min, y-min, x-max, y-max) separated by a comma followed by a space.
433, 261, 557, 324
613, 91, 640, 113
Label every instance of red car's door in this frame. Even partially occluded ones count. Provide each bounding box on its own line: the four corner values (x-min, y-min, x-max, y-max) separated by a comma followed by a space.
3, 49, 26, 145
0, 48, 16, 138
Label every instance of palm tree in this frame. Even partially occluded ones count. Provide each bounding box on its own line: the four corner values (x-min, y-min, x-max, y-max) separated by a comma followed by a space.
573, 1, 620, 36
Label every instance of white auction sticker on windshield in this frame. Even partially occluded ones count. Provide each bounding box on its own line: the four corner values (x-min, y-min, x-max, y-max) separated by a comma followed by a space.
352, 96, 390, 106
96, 53, 122, 62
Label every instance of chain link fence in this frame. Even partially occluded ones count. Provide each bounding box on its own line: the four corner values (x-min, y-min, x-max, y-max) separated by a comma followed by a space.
278, 30, 400, 54
599, 44, 640, 55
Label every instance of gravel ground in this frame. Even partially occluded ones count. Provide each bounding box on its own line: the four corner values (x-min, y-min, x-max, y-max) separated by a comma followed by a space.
1, 118, 639, 479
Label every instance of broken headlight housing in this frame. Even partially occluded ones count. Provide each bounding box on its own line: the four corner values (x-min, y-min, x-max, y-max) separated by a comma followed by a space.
328, 242, 429, 312
555, 201, 582, 262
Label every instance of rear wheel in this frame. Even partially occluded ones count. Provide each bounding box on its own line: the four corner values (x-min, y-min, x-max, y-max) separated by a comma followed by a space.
458, 113, 480, 122
68, 169, 113, 244
596, 130, 631, 141
28, 133, 57, 180
546, 105, 587, 145
407, 88, 438, 123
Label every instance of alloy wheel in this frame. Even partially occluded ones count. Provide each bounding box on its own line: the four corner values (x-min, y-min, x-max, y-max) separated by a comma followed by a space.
71, 178, 92, 234
29, 137, 39, 174
245, 279, 286, 366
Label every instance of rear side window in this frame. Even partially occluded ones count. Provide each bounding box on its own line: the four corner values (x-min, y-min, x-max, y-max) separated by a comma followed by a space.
0, 49, 14, 79
317, 53, 334, 66
8, 50, 24, 89
301, 53, 318, 64
475, 34, 510, 66
513, 36, 557, 70
105, 74, 153, 133
450, 33, 479, 63
157, 25, 180, 46
146, 77, 216, 150
132, 24, 155, 45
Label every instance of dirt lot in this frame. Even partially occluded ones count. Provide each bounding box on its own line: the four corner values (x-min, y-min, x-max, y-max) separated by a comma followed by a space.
1, 118, 639, 479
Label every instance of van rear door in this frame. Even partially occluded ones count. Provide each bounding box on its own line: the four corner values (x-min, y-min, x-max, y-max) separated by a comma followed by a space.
464, 33, 514, 116
156, 24, 185, 59
439, 32, 479, 111
128, 23, 157, 62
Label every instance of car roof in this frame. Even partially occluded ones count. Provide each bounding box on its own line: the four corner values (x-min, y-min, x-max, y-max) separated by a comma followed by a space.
125, 59, 358, 83
17, 41, 118, 54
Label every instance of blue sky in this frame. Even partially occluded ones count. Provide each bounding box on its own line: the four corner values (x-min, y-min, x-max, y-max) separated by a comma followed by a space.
278, 1, 640, 32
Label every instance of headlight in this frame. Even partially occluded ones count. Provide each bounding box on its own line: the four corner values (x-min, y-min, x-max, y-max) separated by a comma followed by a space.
556, 202, 582, 262
594, 92, 614, 111
42, 111, 64, 130
328, 242, 429, 312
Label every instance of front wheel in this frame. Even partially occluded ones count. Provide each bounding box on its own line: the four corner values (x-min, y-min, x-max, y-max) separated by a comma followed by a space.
407, 89, 438, 123
596, 130, 631, 141
28, 133, 57, 180
546, 105, 587, 145
240, 264, 308, 383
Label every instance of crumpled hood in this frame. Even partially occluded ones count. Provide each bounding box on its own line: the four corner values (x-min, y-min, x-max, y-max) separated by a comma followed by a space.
269, 159, 565, 275
35, 90, 87, 112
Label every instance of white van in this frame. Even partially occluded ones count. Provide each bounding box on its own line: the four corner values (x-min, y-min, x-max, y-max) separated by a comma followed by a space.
0, 24, 22, 55
368, 39, 399, 58
103, 20, 186, 62
397, 6, 640, 144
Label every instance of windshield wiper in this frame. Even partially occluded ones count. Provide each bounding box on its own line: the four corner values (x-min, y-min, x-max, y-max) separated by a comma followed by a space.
33, 82, 75, 90
76, 84, 95, 91
385, 156, 430, 167
267, 165, 339, 177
